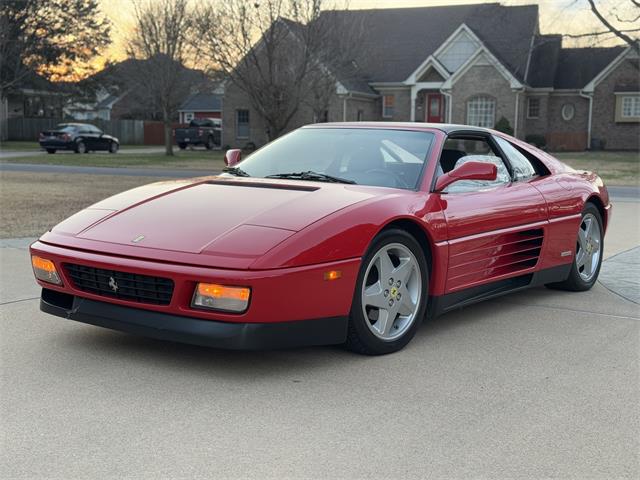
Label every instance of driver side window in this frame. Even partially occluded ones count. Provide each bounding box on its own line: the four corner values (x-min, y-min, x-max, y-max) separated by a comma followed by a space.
438, 137, 511, 193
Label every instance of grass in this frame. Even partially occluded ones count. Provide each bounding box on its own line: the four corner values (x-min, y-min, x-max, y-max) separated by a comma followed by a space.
0, 149, 226, 170
0, 141, 156, 151
0, 172, 163, 238
554, 151, 639, 186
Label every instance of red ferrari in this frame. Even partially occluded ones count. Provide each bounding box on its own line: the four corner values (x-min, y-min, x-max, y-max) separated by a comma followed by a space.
30, 123, 611, 354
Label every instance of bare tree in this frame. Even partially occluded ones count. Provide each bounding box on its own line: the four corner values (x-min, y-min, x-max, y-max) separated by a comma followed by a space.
126, 0, 198, 155
194, 0, 365, 141
562, 0, 640, 50
586, 0, 640, 51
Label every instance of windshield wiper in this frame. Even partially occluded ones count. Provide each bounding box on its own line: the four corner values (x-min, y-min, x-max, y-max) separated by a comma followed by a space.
265, 171, 356, 184
222, 166, 251, 177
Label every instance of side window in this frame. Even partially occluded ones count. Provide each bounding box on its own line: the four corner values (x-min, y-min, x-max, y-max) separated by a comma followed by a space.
494, 136, 537, 181
439, 137, 511, 193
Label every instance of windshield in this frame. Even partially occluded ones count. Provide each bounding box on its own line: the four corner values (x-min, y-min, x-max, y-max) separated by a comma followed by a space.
233, 128, 434, 189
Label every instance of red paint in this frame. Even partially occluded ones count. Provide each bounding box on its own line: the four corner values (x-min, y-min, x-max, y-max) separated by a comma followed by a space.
30, 123, 611, 325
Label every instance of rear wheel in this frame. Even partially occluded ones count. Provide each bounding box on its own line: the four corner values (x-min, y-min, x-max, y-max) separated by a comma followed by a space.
46, 148, 56, 154
205, 136, 214, 150
75, 140, 86, 154
178, 143, 187, 150
346, 229, 428, 355
547, 203, 603, 291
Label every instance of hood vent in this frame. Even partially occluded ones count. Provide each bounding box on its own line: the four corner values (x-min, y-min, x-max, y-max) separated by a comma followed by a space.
448, 228, 544, 291
207, 180, 319, 192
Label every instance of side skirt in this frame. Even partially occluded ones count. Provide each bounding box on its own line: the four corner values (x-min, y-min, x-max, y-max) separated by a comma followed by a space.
427, 264, 572, 319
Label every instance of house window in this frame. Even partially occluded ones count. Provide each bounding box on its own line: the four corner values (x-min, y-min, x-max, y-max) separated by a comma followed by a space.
466, 96, 495, 128
527, 98, 540, 119
561, 103, 575, 121
236, 109, 250, 138
621, 96, 640, 118
184, 112, 194, 123
382, 95, 395, 118
436, 30, 479, 72
357, 109, 364, 121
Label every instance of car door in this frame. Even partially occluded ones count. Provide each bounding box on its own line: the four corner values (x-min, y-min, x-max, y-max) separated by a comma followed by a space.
435, 133, 548, 293
78, 126, 96, 150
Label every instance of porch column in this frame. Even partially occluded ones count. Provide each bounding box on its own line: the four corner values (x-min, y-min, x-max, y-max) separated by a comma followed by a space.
410, 86, 417, 122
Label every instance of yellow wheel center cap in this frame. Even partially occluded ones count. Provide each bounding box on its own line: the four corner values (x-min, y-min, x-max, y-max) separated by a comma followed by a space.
390, 287, 399, 298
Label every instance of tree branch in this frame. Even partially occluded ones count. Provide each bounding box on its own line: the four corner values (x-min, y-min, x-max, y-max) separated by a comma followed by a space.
586, 0, 639, 52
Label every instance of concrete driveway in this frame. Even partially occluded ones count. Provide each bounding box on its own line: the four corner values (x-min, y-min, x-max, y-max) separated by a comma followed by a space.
1, 202, 638, 479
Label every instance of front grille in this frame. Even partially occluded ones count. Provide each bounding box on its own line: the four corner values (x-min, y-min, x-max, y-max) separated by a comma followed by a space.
64, 264, 174, 305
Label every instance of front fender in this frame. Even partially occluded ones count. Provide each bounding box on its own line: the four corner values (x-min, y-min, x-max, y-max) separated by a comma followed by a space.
250, 192, 445, 270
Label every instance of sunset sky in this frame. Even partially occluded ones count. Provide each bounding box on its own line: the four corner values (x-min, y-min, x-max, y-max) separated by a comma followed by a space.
98, 0, 635, 64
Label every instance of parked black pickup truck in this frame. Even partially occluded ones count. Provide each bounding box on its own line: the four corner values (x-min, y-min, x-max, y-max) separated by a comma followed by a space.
174, 118, 221, 150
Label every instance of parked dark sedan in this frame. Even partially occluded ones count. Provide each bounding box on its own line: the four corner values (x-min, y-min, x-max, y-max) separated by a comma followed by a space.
39, 123, 119, 154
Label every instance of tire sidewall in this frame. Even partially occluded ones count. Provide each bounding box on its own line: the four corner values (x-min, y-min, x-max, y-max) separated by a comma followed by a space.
75, 140, 86, 154
110, 142, 119, 153
349, 229, 429, 354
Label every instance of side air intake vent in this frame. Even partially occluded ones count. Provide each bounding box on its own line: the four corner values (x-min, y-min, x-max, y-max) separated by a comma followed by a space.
447, 228, 544, 291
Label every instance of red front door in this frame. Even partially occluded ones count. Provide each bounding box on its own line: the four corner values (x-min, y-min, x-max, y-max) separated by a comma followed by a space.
426, 93, 444, 123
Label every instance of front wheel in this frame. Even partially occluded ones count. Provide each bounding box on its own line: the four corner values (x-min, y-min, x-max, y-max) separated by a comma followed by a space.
109, 142, 119, 154
178, 143, 187, 150
46, 148, 56, 154
205, 136, 214, 150
346, 229, 429, 355
547, 203, 603, 291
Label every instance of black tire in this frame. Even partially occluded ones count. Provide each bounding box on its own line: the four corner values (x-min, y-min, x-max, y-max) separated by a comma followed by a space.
46, 149, 56, 154
205, 136, 214, 150
546, 203, 603, 291
75, 140, 86, 154
346, 228, 429, 355
178, 143, 187, 150
109, 142, 119, 154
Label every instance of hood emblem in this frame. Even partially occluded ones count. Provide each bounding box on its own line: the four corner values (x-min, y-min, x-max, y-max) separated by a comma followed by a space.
108, 277, 118, 292
132, 234, 145, 243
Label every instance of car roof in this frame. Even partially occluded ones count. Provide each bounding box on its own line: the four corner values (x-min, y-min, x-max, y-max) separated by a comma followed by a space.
58, 122, 94, 128
303, 122, 494, 135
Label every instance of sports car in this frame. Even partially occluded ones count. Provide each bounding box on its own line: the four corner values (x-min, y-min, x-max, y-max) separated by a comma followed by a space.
30, 123, 611, 355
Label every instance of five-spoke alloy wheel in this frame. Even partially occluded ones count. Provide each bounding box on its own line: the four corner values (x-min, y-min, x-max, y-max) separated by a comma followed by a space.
547, 203, 604, 291
347, 229, 428, 355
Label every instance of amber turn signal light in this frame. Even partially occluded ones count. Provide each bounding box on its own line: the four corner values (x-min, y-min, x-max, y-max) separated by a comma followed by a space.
192, 282, 251, 313
324, 270, 342, 281
31, 256, 62, 285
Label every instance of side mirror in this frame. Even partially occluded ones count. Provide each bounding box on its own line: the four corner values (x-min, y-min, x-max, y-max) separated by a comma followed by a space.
224, 149, 242, 167
435, 161, 497, 192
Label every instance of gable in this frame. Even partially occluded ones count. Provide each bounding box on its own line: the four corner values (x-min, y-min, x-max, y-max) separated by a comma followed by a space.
417, 66, 446, 82
436, 29, 480, 72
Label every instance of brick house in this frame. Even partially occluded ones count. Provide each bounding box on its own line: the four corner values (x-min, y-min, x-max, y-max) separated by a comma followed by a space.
222, 3, 639, 151
178, 92, 223, 124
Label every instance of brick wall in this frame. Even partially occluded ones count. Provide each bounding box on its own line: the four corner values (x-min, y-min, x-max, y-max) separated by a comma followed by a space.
592, 59, 640, 150
450, 64, 516, 130
546, 95, 589, 151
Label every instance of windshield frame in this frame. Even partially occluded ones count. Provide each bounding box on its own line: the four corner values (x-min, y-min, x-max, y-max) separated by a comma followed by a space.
235, 126, 436, 192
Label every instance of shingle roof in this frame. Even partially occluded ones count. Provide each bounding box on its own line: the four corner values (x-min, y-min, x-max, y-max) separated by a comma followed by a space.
179, 93, 223, 112
553, 46, 625, 89
527, 35, 562, 88
318, 3, 539, 85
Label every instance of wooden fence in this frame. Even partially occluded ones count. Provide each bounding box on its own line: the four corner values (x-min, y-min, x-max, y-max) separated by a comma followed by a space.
7, 118, 145, 144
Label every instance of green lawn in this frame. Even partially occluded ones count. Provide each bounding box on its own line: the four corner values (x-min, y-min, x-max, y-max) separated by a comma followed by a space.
554, 151, 639, 186
1, 150, 226, 170
0, 141, 155, 151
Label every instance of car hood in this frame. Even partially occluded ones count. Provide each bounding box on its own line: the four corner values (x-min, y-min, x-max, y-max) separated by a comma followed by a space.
50, 177, 377, 259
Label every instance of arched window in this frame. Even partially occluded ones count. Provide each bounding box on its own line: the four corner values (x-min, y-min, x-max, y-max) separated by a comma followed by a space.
466, 96, 496, 128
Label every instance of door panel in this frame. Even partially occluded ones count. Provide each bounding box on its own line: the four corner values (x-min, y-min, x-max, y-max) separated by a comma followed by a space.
439, 181, 548, 292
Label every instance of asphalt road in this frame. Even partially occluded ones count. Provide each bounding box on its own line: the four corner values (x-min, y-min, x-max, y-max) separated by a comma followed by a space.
1, 203, 638, 479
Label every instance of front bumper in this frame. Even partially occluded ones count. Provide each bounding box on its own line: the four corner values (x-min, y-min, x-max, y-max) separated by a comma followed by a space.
41, 288, 348, 350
